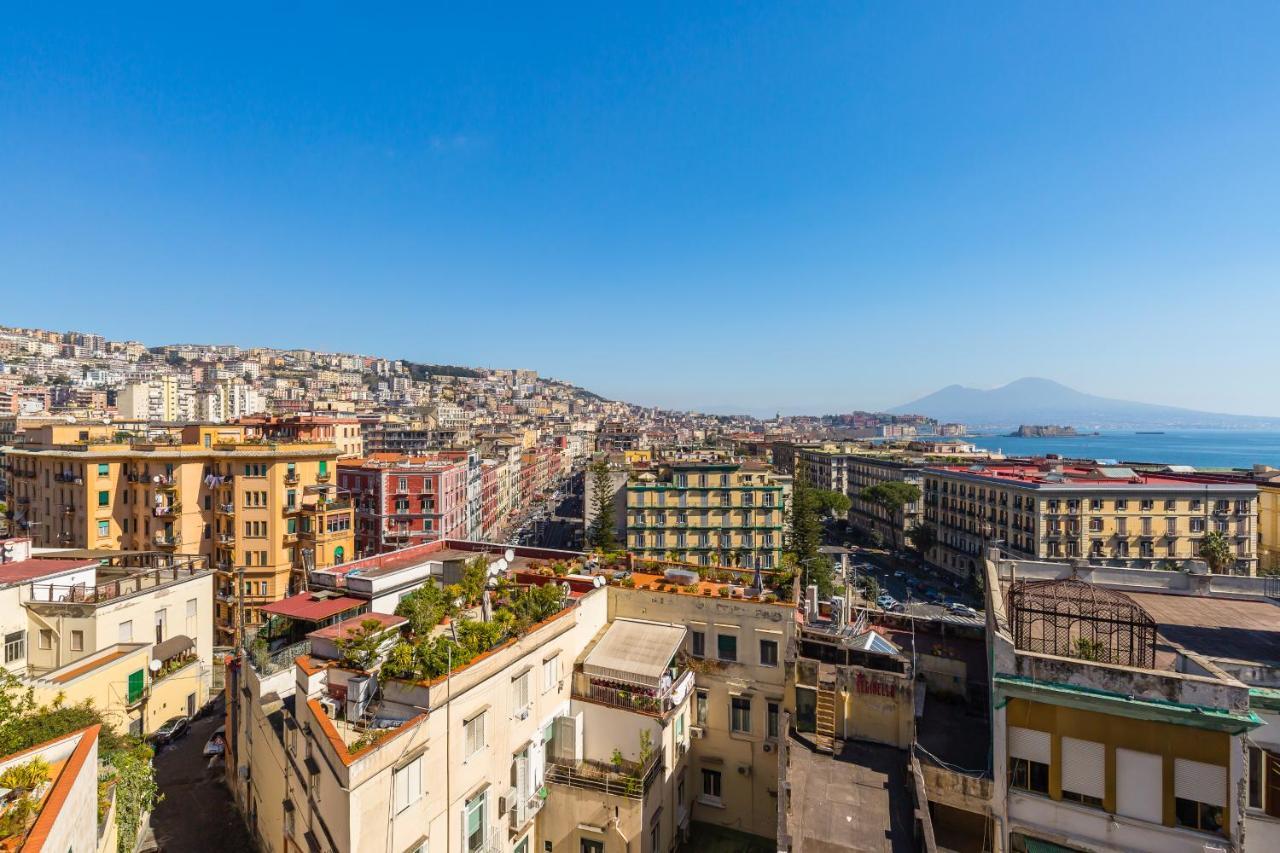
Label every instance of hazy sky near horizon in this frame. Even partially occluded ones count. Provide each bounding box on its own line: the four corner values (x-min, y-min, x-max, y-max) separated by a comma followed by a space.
3, 3, 1280, 417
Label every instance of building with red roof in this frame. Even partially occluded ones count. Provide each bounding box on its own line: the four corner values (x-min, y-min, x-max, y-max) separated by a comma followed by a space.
921, 460, 1259, 579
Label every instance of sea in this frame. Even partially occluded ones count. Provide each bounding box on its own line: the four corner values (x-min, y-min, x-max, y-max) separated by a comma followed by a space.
959, 430, 1280, 470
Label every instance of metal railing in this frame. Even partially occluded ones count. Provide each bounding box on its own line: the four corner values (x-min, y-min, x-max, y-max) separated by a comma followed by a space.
546, 747, 664, 799
247, 638, 313, 675
578, 669, 693, 716
29, 564, 206, 605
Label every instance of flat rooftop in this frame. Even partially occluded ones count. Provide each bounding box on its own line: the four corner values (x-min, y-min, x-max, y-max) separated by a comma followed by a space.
0, 557, 97, 586
929, 462, 1253, 489
786, 738, 915, 853
1127, 591, 1280, 666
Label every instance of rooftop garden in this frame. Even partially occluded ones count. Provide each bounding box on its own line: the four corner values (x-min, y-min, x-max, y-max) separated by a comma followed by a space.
377, 556, 573, 682
0, 670, 158, 853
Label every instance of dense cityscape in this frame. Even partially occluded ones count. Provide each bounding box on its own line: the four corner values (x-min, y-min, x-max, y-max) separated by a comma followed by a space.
0, 321, 1277, 853
4, 4, 1280, 853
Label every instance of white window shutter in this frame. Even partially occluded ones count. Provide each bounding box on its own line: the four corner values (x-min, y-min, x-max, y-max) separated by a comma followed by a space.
1008, 727, 1050, 764
1060, 737, 1105, 799
1116, 749, 1163, 823
1174, 758, 1226, 807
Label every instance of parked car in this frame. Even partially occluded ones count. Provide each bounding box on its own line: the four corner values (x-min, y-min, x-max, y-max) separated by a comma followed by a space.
947, 603, 980, 618
149, 716, 189, 745
876, 594, 897, 609
203, 726, 226, 756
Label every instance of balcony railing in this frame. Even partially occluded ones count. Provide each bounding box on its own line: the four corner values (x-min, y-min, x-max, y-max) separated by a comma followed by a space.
546, 747, 665, 800
575, 669, 693, 716
153, 533, 181, 548
29, 563, 207, 605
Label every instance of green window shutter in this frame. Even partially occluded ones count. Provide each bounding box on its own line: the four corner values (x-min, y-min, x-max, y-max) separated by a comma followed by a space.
98, 490, 109, 507
98, 463, 109, 476
127, 670, 144, 703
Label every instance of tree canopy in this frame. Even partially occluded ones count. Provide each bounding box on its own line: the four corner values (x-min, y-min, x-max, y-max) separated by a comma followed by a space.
860, 481, 922, 514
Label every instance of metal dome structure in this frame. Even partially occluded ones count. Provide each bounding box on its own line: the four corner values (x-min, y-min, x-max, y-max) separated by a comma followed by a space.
1007, 577, 1156, 669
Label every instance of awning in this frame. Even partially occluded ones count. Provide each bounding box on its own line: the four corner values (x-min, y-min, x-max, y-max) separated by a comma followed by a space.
583, 620, 686, 688
152, 634, 194, 662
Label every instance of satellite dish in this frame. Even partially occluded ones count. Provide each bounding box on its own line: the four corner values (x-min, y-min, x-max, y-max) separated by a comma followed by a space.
152, 475, 162, 484
149, 659, 162, 672
504, 548, 515, 562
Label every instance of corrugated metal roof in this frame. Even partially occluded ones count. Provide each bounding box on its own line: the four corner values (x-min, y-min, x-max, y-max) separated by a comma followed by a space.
583, 619, 686, 688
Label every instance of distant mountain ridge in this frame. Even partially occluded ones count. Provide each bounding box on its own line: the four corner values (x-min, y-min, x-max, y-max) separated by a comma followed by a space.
889, 378, 1279, 430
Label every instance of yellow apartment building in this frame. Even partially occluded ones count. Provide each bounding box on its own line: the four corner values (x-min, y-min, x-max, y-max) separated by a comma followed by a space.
4, 422, 353, 641
921, 461, 1258, 578
626, 461, 785, 569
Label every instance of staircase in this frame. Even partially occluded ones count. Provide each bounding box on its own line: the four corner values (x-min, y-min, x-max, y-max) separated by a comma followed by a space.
814, 666, 838, 754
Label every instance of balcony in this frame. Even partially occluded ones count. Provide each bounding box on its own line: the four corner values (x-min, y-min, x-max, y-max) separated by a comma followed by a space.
546, 746, 665, 800
315, 471, 331, 483
28, 559, 207, 606
217, 533, 236, 546
153, 502, 182, 517
575, 668, 694, 716
218, 503, 236, 515
153, 532, 181, 549
284, 471, 300, 485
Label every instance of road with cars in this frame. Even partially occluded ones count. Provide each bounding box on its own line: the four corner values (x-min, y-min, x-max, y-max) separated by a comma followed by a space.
822, 531, 984, 625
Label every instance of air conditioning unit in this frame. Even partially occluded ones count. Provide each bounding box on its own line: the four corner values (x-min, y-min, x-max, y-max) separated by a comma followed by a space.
318, 697, 340, 718
689, 726, 704, 739
514, 707, 529, 721
737, 764, 751, 776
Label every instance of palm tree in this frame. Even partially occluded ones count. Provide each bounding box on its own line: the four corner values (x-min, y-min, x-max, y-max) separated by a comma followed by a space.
1198, 530, 1235, 574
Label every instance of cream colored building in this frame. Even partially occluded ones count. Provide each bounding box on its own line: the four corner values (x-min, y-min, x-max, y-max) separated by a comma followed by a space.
0, 724, 107, 853
5, 421, 352, 641
0, 538, 215, 737
923, 461, 1259, 579
227, 542, 793, 853
626, 460, 785, 570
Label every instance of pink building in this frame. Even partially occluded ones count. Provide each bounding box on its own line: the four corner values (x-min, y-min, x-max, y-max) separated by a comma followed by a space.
338, 454, 468, 556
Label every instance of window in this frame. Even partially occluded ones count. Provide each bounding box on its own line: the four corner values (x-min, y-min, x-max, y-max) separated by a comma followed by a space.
1007, 727, 1050, 794
1174, 758, 1226, 834
38, 629, 52, 650
98, 520, 110, 537
1191, 517, 1206, 533
465, 711, 487, 757
580, 841, 603, 853
1060, 737, 1104, 808
649, 823, 660, 853
118, 620, 133, 643
695, 690, 708, 726
3, 631, 24, 664
730, 697, 751, 733
70, 630, 84, 652
717, 633, 737, 662
1116, 748, 1163, 823
97, 463, 109, 477
701, 768, 722, 803
464, 791, 487, 853
691, 631, 705, 658
1115, 499, 1128, 511
513, 671, 530, 714
759, 638, 778, 667
98, 490, 109, 507
767, 701, 780, 739
542, 655, 560, 692
394, 756, 423, 814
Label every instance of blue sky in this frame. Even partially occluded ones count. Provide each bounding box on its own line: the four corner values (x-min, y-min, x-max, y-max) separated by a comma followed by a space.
3, 3, 1279, 416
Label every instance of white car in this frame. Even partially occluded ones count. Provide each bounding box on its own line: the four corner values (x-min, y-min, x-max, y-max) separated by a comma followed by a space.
947, 604, 980, 619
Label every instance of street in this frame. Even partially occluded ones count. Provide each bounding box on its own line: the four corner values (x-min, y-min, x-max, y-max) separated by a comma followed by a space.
821, 528, 984, 624
150, 697, 256, 852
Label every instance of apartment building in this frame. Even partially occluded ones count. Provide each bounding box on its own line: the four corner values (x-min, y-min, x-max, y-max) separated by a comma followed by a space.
922, 461, 1259, 579
4, 421, 353, 641
238, 414, 365, 458
983, 553, 1279, 851
626, 460, 785, 569
116, 376, 194, 422
227, 540, 795, 853
0, 537, 215, 737
608, 566, 795, 840
339, 454, 469, 555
